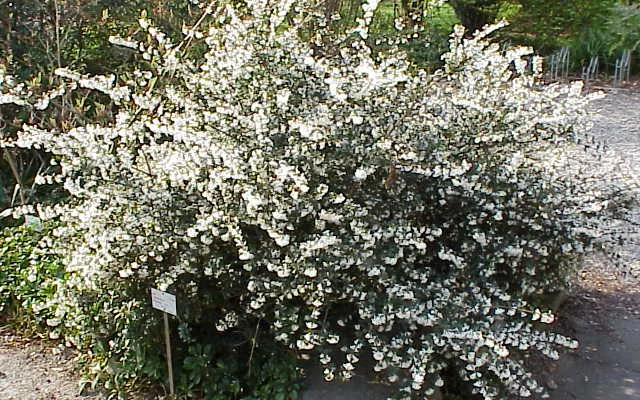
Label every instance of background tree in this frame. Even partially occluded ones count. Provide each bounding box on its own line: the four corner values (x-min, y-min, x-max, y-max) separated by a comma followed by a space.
447, 0, 501, 34
505, 0, 618, 53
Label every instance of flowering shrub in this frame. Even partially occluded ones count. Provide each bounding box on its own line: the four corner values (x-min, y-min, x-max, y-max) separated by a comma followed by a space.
2, 0, 638, 398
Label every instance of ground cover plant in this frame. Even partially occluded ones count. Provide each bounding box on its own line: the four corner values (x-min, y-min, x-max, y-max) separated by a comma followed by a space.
1, 0, 639, 398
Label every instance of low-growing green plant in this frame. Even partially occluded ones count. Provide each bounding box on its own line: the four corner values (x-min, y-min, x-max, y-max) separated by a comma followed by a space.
1, 1, 639, 399
0, 221, 64, 330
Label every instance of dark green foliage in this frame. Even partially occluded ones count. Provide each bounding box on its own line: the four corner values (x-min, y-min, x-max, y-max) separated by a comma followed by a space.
436, 0, 630, 59
404, 3, 459, 69
0, 222, 63, 327
177, 342, 302, 400
447, 0, 502, 34
504, 0, 618, 54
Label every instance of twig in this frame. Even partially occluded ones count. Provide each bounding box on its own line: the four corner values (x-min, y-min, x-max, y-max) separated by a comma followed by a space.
247, 319, 261, 378
3, 149, 26, 205
53, 0, 62, 69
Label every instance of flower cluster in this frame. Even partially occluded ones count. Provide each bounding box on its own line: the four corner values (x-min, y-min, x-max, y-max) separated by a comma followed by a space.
0, 64, 69, 111
2, 1, 638, 398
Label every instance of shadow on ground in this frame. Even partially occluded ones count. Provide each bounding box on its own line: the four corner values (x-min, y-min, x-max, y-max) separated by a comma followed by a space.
547, 274, 640, 400
301, 270, 640, 400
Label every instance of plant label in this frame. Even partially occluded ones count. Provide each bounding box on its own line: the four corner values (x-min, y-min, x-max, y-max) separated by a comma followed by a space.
24, 215, 42, 232
150, 288, 177, 316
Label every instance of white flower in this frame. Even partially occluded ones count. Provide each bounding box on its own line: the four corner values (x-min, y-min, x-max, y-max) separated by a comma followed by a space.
34, 175, 46, 185
108, 36, 139, 49
319, 210, 342, 224
354, 168, 368, 181
239, 250, 254, 261
540, 312, 555, 324
250, 296, 265, 310
186, 228, 198, 238
326, 335, 340, 345
495, 346, 509, 358
472, 232, 487, 246
276, 89, 290, 108
242, 190, 263, 215
323, 368, 335, 382
296, 339, 314, 350
320, 353, 331, 364
303, 267, 318, 278
531, 308, 541, 321
270, 232, 290, 247
119, 269, 134, 278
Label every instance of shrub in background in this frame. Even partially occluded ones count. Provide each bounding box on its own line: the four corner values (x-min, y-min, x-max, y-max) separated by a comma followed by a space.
504, 0, 617, 53
395, 2, 460, 70
2, 0, 639, 399
560, 2, 640, 76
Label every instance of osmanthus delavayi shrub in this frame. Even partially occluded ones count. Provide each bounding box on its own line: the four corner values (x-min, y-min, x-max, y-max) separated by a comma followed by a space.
1, 0, 638, 398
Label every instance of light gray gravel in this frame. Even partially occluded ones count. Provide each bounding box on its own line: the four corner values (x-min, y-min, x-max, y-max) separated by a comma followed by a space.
585, 88, 640, 281
0, 332, 106, 400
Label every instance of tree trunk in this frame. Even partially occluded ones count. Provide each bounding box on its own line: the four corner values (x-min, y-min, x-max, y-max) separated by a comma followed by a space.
448, 0, 498, 35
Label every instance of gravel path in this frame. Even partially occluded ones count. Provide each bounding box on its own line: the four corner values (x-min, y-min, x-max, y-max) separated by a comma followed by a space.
548, 269, 640, 400
586, 87, 640, 281
589, 87, 640, 154
0, 86, 639, 400
545, 86, 640, 400
0, 332, 106, 400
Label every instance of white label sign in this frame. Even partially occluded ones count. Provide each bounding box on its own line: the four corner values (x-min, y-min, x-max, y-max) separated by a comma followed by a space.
151, 288, 177, 316
24, 215, 42, 232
